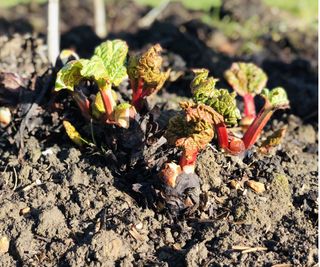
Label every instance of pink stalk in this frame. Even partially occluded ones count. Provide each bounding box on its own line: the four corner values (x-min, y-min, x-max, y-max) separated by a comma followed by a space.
242, 107, 273, 149
243, 93, 256, 119
99, 87, 116, 118
215, 122, 246, 155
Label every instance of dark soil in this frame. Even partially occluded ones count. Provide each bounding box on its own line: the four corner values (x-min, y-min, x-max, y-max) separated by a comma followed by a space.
0, 1, 318, 266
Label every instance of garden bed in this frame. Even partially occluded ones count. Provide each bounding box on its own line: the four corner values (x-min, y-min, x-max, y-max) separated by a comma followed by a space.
0, 1, 318, 266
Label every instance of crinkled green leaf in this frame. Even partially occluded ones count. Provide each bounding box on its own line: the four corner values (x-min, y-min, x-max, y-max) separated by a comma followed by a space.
224, 62, 267, 96
191, 69, 240, 127
261, 87, 289, 109
80, 56, 109, 81
93, 39, 128, 86
127, 44, 170, 96
165, 102, 216, 152
54, 60, 84, 91
55, 40, 128, 92
190, 69, 218, 94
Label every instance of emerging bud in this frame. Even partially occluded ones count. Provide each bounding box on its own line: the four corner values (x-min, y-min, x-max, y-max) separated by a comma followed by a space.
0, 107, 11, 126
128, 44, 170, 111
112, 103, 136, 129
161, 162, 182, 188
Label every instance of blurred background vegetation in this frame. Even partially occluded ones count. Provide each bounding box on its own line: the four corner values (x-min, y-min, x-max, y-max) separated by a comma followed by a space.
1, 0, 318, 23
0, 0, 317, 56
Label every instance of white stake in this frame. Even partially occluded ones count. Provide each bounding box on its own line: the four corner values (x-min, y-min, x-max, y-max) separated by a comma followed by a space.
94, 0, 107, 38
47, 0, 60, 65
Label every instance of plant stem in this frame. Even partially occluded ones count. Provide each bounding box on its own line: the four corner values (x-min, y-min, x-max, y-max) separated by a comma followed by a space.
131, 79, 144, 111
100, 87, 116, 118
179, 149, 198, 174
243, 93, 256, 119
215, 122, 229, 149
242, 107, 273, 149
72, 92, 91, 120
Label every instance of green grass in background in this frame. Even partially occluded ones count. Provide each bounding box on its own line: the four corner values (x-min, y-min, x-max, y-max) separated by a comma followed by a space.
0, 0, 46, 7
135, 0, 220, 10
264, 0, 318, 24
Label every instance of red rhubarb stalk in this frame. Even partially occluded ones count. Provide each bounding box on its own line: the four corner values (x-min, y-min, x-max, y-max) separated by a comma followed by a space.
215, 122, 229, 149
242, 107, 273, 149
179, 149, 198, 174
243, 93, 256, 119
99, 87, 116, 118
131, 79, 144, 111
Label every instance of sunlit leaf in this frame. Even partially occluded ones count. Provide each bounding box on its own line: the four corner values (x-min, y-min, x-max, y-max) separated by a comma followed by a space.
93, 39, 128, 86
55, 60, 85, 91
63, 120, 90, 146
224, 62, 267, 96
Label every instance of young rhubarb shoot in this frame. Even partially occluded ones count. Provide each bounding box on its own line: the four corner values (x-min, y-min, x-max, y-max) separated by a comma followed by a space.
160, 162, 182, 188
191, 69, 241, 127
242, 87, 290, 149
191, 69, 243, 153
111, 103, 137, 129
0, 107, 11, 127
165, 101, 221, 176
127, 44, 170, 111
224, 62, 267, 125
55, 40, 130, 127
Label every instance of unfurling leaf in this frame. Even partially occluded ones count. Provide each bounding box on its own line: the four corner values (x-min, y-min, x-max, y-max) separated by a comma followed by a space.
128, 44, 170, 97
261, 87, 290, 110
54, 60, 84, 91
165, 102, 217, 155
55, 40, 128, 92
224, 62, 267, 96
80, 56, 109, 81
112, 103, 136, 129
63, 120, 90, 146
191, 69, 240, 127
190, 68, 218, 95
93, 39, 128, 86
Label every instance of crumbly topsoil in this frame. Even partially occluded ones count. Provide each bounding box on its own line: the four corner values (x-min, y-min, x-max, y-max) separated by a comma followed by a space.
0, 1, 318, 266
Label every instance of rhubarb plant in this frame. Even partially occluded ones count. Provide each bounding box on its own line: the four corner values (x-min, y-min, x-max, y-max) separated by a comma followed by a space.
163, 101, 223, 187
191, 68, 244, 154
161, 69, 289, 191
127, 44, 170, 112
55, 41, 170, 132
224, 62, 267, 126
189, 69, 289, 155
55, 39, 136, 129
